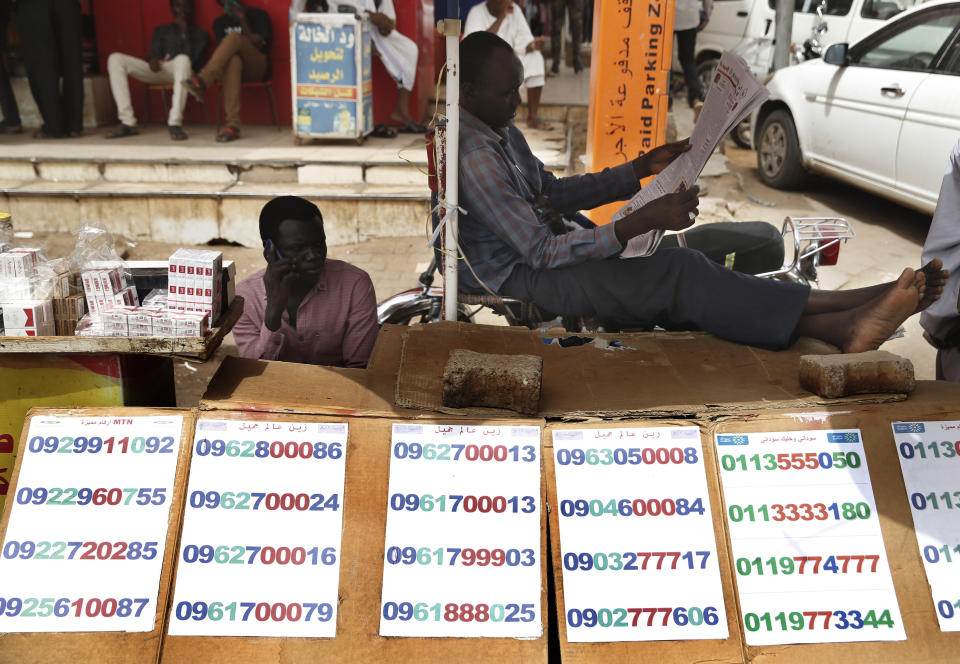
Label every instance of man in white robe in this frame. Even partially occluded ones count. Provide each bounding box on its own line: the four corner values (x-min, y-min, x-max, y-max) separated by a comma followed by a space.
921, 139, 960, 381
327, 0, 423, 131
464, 0, 552, 131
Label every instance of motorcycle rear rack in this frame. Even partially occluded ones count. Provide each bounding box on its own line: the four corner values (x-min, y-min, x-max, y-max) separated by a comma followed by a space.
756, 216, 856, 284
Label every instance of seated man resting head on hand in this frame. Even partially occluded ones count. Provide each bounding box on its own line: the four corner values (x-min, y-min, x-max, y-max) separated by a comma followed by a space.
234, 196, 379, 368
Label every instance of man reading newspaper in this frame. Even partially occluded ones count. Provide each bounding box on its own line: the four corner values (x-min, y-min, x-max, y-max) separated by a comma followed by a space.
456, 32, 948, 351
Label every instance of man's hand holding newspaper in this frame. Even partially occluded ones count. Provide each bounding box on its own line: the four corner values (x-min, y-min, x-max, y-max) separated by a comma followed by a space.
614, 51, 770, 259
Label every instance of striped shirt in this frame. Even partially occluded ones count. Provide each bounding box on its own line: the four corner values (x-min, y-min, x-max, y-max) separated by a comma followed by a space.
456, 109, 641, 293
233, 260, 378, 368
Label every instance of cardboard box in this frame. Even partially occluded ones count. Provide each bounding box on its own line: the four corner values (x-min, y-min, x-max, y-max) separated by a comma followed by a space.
4, 321, 55, 336
1, 300, 53, 329
53, 271, 73, 298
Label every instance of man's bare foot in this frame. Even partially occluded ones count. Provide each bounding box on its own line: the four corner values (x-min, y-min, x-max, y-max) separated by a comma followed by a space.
917, 258, 949, 312
844, 269, 922, 353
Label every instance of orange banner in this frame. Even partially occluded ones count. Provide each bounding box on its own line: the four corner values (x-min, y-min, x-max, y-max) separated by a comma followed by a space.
586, 0, 675, 224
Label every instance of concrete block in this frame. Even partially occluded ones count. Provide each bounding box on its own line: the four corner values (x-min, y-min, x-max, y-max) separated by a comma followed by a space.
298, 164, 364, 185
240, 164, 299, 184
799, 351, 916, 398
365, 165, 428, 187
148, 198, 220, 244
0, 161, 38, 181
357, 198, 428, 241
79, 196, 151, 240
38, 162, 102, 182
104, 162, 233, 184
315, 198, 359, 246
442, 349, 543, 415
219, 197, 269, 248
7, 196, 82, 232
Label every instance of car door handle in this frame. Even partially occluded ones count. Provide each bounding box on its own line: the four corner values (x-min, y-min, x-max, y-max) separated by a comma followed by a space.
881, 84, 905, 97
737, 10, 748, 16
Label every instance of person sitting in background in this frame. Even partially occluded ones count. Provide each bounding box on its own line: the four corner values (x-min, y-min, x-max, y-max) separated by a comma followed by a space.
106, 0, 208, 141
183, 0, 271, 143
233, 196, 379, 368
464, 0, 552, 131
921, 139, 960, 381
318, 0, 423, 133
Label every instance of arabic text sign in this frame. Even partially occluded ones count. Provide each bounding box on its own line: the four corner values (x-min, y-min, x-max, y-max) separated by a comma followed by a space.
716, 429, 905, 645
892, 420, 960, 631
552, 426, 729, 642
168, 419, 348, 638
0, 415, 184, 632
292, 16, 372, 137
379, 423, 543, 638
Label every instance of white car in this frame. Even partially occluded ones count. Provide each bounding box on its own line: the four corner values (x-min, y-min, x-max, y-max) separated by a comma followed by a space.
752, 0, 960, 214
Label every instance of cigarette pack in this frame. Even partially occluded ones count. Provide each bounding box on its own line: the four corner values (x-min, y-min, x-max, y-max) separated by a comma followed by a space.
53, 271, 73, 298
95, 268, 122, 295
1, 252, 35, 279
65, 294, 87, 319
5, 322, 55, 337
1, 299, 53, 329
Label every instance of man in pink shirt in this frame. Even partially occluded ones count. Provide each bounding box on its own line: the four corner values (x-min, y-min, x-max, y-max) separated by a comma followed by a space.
233, 196, 379, 368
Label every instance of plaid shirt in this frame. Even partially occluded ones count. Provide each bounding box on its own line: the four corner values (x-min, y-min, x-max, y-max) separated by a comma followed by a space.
457, 109, 641, 293
233, 260, 378, 368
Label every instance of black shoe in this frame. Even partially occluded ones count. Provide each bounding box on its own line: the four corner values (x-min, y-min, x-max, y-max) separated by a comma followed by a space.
550, 61, 559, 75
573, 58, 584, 73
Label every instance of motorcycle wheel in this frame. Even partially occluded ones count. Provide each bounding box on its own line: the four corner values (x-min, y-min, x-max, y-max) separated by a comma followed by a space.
380, 300, 473, 326
757, 109, 807, 190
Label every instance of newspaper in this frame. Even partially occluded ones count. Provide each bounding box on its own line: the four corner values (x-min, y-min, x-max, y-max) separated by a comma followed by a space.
614, 50, 770, 259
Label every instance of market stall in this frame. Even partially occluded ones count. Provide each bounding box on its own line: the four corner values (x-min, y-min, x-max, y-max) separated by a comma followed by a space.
0, 222, 242, 512
0, 320, 958, 662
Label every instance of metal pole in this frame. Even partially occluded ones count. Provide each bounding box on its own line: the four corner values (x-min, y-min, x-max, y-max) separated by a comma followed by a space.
773, 0, 794, 70
437, 17, 462, 322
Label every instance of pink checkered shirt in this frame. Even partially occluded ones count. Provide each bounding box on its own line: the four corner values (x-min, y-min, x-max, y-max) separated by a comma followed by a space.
233, 260, 379, 368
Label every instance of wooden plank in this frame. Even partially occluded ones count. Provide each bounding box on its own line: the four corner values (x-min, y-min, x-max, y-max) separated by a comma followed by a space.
0, 407, 196, 664
0, 297, 243, 360
544, 420, 745, 664
161, 411, 549, 664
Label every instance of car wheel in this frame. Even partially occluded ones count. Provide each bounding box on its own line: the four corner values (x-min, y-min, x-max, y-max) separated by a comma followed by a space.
757, 109, 806, 189
697, 59, 719, 97
731, 118, 752, 149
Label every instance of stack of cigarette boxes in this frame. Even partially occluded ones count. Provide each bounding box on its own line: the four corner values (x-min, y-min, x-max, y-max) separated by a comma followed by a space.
80, 266, 139, 318
0, 248, 56, 336
167, 248, 222, 323
101, 307, 208, 337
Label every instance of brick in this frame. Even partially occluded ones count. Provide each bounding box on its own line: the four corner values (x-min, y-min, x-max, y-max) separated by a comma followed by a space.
441, 349, 542, 415
799, 351, 915, 398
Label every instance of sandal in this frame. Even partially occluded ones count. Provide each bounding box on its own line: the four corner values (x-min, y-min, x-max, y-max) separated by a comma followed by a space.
527, 118, 554, 131
372, 123, 397, 138
397, 122, 427, 134
106, 124, 137, 139
0, 120, 22, 134
183, 76, 205, 102
169, 125, 188, 141
216, 125, 240, 142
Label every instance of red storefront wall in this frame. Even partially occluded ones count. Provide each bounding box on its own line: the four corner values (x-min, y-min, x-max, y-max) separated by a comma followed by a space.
92, 0, 435, 128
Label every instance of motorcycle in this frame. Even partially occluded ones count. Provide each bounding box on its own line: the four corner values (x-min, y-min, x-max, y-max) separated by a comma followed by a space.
377, 216, 856, 327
